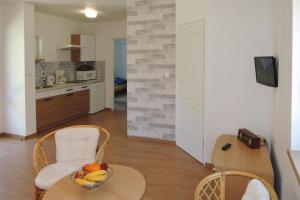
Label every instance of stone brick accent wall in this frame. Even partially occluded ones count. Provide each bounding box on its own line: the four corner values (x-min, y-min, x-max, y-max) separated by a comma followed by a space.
127, 0, 176, 141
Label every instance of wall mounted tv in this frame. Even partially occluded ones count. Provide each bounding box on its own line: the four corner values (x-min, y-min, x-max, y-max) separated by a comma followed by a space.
254, 56, 278, 87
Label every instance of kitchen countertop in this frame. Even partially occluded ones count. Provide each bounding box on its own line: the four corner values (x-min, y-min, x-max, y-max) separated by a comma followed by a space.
36, 79, 103, 93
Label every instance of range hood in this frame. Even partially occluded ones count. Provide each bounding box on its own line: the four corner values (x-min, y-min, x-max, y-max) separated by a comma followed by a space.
58, 44, 83, 50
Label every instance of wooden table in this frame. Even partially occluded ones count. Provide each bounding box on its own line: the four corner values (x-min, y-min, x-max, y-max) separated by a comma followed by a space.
43, 165, 146, 200
212, 135, 274, 200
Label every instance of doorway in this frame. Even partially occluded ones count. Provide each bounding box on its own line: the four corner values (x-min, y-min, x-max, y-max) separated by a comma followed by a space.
113, 39, 127, 111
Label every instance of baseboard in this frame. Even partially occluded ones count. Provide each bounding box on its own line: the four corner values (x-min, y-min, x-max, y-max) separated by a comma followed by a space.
1, 132, 37, 140
104, 108, 113, 111
204, 162, 217, 171
127, 135, 176, 145
1, 132, 26, 140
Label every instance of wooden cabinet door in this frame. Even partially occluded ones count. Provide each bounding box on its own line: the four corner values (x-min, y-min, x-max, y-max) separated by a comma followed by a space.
71, 34, 81, 62
36, 96, 60, 130
59, 92, 78, 121
74, 90, 90, 115
59, 90, 90, 118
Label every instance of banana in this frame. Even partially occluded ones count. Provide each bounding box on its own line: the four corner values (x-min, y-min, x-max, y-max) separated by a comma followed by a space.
85, 174, 108, 182
75, 178, 96, 186
84, 170, 108, 180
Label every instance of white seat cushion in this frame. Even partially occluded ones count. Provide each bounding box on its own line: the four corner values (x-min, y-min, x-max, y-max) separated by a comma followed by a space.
35, 160, 93, 190
242, 179, 270, 200
55, 127, 100, 162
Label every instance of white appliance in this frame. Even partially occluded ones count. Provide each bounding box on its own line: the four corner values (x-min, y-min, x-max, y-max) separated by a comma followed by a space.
47, 75, 55, 86
76, 70, 96, 81
89, 82, 105, 114
56, 70, 66, 84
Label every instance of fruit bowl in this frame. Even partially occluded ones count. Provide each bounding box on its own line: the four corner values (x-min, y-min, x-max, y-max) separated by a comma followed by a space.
70, 162, 113, 190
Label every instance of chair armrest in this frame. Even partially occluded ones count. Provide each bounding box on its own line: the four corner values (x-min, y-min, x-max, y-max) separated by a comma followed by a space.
95, 127, 111, 163
33, 143, 49, 176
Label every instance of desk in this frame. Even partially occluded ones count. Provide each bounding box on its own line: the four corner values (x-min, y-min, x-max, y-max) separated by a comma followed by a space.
43, 165, 146, 200
212, 135, 274, 199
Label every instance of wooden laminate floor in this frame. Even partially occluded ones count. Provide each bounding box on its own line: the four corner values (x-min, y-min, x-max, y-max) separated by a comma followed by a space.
0, 110, 211, 200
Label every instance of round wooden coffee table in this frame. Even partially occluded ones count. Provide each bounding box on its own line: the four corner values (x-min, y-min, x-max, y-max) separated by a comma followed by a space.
43, 165, 146, 200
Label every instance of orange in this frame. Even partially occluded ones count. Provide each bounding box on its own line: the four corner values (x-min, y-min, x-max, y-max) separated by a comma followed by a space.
83, 162, 101, 173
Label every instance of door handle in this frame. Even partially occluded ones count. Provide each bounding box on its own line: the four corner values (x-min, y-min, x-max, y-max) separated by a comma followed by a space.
81, 86, 88, 89
44, 97, 53, 101
66, 89, 73, 92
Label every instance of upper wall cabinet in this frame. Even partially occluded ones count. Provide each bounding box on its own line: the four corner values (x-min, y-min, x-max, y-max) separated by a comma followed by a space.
35, 36, 44, 61
71, 34, 96, 62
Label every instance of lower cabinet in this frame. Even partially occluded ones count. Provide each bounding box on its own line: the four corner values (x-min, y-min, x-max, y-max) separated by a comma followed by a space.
36, 90, 90, 131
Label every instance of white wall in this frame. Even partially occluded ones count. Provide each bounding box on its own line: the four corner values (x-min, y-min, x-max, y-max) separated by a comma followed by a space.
1, 2, 32, 136
35, 12, 95, 62
291, 0, 300, 150
95, 21, 126, 109
0, 3, 3, 133
24, 3, 36, 135
177, 0, 277, 162
271, 0, 300, 199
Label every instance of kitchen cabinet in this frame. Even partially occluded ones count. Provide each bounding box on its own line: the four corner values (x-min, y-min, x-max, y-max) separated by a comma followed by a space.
36, 84, 90, 100
36, 96, 61, 130
36, 90, 90, 131
71, 34, 96, 62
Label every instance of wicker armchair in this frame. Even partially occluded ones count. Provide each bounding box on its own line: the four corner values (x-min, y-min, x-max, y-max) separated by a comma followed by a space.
194, 171, 278, 200
33, 125, 110, 200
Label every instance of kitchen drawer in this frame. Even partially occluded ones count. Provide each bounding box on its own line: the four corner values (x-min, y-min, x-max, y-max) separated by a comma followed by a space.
36, 90, 90, 131
76, 84, 90, 92
36, 96, 61, 130
36, 85, 89, 99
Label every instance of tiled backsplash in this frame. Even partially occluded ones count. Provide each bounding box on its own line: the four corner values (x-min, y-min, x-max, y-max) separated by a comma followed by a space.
35, 61, 105, 86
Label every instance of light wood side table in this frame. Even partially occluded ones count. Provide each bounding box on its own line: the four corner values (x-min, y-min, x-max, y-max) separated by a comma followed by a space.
43, 165, 146, 200
212, 135, 274, 200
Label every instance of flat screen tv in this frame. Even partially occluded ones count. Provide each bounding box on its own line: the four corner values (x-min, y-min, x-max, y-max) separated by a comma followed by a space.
254, 56, 278, 87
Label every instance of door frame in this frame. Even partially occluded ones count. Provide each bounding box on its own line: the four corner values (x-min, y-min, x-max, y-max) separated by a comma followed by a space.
111, 37, 127, 110
175, 19, 206, 163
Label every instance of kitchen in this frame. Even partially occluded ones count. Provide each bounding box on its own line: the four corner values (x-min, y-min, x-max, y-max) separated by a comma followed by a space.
34, 4, 126, 132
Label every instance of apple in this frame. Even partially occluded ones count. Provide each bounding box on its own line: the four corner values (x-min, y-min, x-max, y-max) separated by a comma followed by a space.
101, 163, 108, 171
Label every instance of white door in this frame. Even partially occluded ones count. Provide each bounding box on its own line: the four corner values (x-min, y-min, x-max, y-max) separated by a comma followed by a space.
176, 20, 205, 163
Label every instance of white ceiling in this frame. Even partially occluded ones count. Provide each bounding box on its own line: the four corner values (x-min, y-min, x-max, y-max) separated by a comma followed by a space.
1, 0, 127, 22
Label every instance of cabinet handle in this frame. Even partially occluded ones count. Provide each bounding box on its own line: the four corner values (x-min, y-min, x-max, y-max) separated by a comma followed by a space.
81, 86, 88, 89
44, 97, 53, 101
66, 93, 74, 97
66, 89, 73, 92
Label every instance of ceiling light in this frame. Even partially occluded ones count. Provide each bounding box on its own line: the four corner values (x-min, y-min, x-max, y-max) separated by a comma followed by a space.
84, 8, 98, 18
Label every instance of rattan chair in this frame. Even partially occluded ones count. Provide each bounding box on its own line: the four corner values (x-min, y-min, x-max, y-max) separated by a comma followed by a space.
32, 125, 110, 200
194, 171, 278, 200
